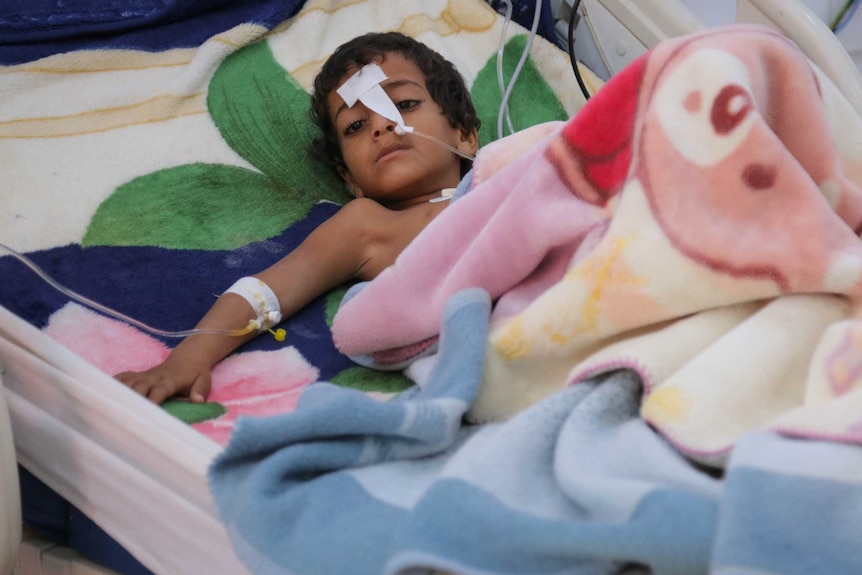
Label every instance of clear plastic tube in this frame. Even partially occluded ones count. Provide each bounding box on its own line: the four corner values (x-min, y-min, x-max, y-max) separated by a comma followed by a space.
398, 126, 476, 162
497, 0, 543, 141
497, 0, 516, 138
0, 241, 256, 338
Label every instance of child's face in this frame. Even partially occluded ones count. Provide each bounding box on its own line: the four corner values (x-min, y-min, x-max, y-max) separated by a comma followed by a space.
328, 52, 477, 208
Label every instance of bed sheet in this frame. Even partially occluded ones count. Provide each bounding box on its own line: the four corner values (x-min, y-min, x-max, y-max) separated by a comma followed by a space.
0, 1, 588, 573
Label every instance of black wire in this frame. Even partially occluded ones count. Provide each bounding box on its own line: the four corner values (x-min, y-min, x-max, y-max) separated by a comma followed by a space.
567, 0, 590, 100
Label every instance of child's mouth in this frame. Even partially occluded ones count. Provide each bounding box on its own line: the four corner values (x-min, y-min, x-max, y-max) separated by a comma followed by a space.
376, 143, 408, 163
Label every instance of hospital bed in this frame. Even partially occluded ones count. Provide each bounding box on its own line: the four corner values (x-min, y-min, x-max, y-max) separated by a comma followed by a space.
1, 0, 861, 574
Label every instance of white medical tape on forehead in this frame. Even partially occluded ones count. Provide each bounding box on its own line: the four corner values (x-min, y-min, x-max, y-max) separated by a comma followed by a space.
336, 62, 412, 132
224, 276, 283, 333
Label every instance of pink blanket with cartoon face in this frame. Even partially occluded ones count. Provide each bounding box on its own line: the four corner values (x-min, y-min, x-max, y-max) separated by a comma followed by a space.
332, 24, 862, 465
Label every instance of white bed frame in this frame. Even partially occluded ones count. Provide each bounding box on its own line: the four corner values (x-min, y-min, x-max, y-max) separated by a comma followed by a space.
2, 0, 860, 573
0, 305, 251, 575
570, 0, 862, 114
1, 370, 21, 575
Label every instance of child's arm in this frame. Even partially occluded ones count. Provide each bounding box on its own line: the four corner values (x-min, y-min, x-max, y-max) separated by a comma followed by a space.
115, 199, 378, 404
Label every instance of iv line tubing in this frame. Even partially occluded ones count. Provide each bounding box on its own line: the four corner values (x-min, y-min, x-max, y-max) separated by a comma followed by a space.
0, 242, 256, 338
580, 0, 613, 78
403, 127, 476, 161
497, 0, 543, 140
497, 0, 516, 137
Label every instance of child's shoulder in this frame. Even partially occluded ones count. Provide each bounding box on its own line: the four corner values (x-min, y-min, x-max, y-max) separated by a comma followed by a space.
337, 196, 441, 245
333, 197, 396, 235
341, 197, 389, 215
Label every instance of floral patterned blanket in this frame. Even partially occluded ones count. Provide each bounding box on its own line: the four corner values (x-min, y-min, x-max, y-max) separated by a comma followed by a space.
0, 0, 583, 445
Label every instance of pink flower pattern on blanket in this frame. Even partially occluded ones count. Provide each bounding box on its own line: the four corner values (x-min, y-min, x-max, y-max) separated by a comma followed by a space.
44, 303, 318, 445
198, 349, 317, 445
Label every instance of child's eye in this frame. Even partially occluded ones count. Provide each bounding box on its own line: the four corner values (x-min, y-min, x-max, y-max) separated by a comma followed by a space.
344, 119, 365, 136
397, 99, 420, 112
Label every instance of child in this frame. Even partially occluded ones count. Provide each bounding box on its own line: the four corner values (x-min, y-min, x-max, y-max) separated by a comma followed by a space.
115, 32, 480, 404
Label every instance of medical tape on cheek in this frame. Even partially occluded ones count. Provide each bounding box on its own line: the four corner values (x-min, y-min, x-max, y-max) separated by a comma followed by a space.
223, 277, 283, 332
336, 62, 411, 132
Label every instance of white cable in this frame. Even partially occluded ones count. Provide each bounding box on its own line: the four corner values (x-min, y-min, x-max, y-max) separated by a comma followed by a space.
497, 0, 543, 140
496, 0, 516, 138
0, 242, 257, 338
581, 1, 613, 77
404, 127, 476, 161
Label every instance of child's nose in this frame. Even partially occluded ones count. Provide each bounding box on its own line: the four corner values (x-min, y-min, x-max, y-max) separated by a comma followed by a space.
371, 113, 396, 137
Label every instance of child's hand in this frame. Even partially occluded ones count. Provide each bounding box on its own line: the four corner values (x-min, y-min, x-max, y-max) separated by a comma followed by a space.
115, 357, 212, 405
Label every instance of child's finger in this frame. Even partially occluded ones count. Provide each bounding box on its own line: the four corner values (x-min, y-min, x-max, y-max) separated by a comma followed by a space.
114, 371, 136, 385
144, 377, 177, 405
189, 373, 212, 403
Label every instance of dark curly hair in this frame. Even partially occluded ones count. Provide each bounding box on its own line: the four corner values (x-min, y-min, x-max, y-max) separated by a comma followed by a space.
309, 32, 479, 177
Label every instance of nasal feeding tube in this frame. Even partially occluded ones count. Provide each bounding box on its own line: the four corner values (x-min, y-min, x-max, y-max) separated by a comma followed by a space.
336, 63, 475, 162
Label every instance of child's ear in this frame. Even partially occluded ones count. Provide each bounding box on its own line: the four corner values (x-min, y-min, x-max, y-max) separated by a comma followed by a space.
338, 167, 365, 198
457, 127, 479, 157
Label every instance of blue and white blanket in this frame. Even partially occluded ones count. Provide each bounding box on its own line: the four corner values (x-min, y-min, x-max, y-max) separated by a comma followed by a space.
209, 288, 862, 575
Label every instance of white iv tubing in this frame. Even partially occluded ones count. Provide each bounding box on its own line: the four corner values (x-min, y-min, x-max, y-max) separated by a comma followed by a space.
0, 242, 260, 338
497, 0, 516, 136
396, 125, 475, 161
496, 0, 543, 140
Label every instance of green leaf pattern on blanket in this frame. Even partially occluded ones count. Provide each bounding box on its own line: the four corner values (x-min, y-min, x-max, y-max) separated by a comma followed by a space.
162, 399, 227, 424
84, 39, 351, 250
205, 40, 349, 206
331, 367, 413, 394
472, 35, 568, 148
83, 163, 304, 250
